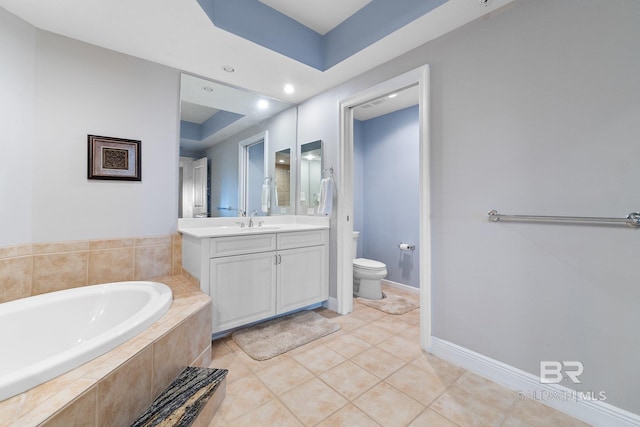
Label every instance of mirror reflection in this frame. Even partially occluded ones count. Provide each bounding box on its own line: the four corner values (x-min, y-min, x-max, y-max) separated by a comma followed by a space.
275, 149, 291, 210
178, 74, 296, 218
300, 140, 322, 214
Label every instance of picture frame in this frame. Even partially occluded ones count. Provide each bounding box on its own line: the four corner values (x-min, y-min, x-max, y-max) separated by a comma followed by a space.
87, 135, 141, 181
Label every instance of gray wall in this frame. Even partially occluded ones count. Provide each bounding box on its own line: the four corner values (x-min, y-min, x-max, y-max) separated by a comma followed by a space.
0, 9, 36, 246
0, 9, 180, 245
298, 0, 640, 414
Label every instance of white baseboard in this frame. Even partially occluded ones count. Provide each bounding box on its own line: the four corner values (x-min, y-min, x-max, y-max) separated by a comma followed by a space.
381, 279, 419, 294
430, 337, 640, 427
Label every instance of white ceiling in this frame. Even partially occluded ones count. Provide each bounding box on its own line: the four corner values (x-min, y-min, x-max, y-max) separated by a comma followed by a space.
0, 0, 515, 105
259, 0, 373, 35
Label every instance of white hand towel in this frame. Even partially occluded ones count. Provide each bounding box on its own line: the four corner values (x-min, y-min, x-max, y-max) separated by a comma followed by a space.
318, 177, 333, 216
261, 183, 270, 213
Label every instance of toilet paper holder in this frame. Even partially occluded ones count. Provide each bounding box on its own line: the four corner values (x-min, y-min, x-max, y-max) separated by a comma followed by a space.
399, 243, 415, 251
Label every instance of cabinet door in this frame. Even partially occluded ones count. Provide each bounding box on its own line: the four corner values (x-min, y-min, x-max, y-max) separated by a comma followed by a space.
277, 245, 328, 314
210, 252, 277, 333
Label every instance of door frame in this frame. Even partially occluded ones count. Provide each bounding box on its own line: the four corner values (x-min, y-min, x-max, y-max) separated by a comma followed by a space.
337, 65, 432, 351
238, 131, 269, 215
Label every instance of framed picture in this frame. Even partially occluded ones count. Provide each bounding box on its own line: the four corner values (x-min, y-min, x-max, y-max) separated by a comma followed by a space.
87, 135, 141, 181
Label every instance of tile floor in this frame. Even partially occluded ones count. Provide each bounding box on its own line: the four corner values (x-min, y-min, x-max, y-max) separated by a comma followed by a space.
207, 286, 590, 427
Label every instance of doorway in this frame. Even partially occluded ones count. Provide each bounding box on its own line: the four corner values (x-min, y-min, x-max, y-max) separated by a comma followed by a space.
238, 131, 269, 216
337, 65, 432, 351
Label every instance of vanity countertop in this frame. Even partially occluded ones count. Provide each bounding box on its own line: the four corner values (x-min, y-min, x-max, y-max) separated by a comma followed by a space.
178, 215, 329, 238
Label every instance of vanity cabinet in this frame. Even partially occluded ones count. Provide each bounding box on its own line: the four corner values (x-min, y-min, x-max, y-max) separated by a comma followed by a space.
205, 229, 328, 334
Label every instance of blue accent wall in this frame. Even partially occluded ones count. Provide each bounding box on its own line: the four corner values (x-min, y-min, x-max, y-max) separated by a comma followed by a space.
354, 105, 419, 288
197, 0, 446, 71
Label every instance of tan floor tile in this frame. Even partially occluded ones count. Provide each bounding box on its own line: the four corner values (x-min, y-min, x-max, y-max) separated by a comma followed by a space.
431, 385, 506, 427
211, 339, 234, 359
455, 371, 516, 412
209, 353, 252, 383
255, 358, 314, 395
351, 347, 407, 379
291, 345, 346, 375
332, 315, 368, 331
350, 323, 395, 346
280, 378, 348, 426
353, 382, 425, 427
325, 333, 372, 358
319, 361, 381, 400
218, 374, 274, 422
396, 308, 421, 326
377, 335, 423, 362
410, 353, 465, 386
224, 399, 303, 427
385, 364, 447, 406
316, 403, 381, 427
399, 325, 421, 342
505, 398, 591, 427
349, 305, 388, 322
370, 316, 414, 334
408, 409, 458, 427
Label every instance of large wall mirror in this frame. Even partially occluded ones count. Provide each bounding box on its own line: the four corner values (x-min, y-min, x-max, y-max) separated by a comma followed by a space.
299, 140, 323, 215
178, 73, 296, 218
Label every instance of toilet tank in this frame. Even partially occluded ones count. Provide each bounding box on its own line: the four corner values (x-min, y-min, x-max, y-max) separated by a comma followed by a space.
352, 231, 360, 260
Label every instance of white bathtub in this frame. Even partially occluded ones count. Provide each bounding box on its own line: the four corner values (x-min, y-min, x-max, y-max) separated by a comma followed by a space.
0, 281, 172, 402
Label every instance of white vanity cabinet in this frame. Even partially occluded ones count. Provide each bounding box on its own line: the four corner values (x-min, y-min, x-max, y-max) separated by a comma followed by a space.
188, 228, 329, 334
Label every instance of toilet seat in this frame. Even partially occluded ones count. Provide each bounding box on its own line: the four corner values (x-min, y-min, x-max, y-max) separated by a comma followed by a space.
353, 258, 386, 270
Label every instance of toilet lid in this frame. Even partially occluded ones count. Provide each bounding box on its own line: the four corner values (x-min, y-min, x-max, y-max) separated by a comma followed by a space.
354, 258, 386, 270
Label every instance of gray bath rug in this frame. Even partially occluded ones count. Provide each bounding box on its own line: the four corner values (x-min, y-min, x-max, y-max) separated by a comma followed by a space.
231, 310, 340, 361
356, 290, 419, 315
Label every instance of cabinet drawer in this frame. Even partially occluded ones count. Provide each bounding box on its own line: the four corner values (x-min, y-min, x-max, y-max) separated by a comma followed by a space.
210, 233, 276, 257
277, 229, 328, 250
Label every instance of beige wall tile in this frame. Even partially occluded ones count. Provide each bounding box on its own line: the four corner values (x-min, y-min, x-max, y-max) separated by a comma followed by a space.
88, 238, 134, 250
42, 386, 97, 427
33, 241, 89, 255
98, 346, 153, 427
172, 243, 182, 276
0, 244, 32, 259
148, 303, 210, 396
32, 252, 88, 295
0, 256, 33, 303
87, 248, 134, 285
134, 244, 172, 280
135, 236, 172, 247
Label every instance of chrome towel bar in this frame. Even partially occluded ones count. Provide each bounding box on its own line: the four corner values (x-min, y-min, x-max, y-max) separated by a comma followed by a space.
487, 210, 640, 228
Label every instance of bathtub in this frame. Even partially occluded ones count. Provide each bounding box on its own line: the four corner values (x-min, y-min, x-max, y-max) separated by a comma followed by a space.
0, 281, 172, 402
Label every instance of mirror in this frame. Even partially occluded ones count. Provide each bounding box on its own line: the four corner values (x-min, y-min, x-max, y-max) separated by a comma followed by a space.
299, 140, 323, 214
274, 148, 291, 212
178, 73, 296, 218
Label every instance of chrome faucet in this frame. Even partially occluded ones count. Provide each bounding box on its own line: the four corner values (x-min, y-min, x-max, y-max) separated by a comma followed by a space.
249, 209, 258, 227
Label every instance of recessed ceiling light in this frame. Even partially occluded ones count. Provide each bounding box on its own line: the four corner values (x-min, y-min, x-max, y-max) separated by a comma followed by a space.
279, 159, 285, 163
257, 99, 269, 109
284, 84, 295, 94
202, 86, 214, 92
223, 65, 235, 73
388, 93, 398, 98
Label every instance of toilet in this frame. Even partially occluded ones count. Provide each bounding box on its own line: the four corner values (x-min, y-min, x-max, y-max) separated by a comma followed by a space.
353, 231, 387, 300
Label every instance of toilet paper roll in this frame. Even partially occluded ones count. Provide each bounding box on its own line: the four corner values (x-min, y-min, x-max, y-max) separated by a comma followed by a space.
399, 243, 415, 251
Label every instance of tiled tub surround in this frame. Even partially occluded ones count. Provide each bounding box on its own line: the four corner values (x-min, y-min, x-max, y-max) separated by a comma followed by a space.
0, 234, 183, 304
0, 275, 212, 427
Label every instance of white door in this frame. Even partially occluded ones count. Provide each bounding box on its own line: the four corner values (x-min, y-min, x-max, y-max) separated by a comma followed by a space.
193, 157, 208, 217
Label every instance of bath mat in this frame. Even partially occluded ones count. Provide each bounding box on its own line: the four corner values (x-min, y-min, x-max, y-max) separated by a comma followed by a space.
356, 290, 419, 315
231, 311, 340, 361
